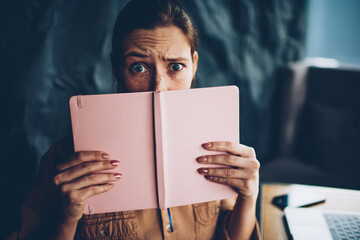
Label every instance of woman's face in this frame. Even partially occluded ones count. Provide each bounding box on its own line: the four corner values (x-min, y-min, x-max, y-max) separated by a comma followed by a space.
118, 25, 198, 92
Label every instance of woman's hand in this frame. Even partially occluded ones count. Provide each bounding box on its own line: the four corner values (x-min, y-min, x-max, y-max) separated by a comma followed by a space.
197, 141, 260, 239
19, 137, 122, 239
197, 141, 260, 201
54, 151, 122, 223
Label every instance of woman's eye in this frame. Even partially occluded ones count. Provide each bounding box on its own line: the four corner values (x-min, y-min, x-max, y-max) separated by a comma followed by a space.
131, 64, 147, 73
170, 63, 183, 71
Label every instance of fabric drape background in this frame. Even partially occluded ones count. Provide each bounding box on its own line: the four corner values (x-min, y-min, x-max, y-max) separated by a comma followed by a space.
0, 0, 305, 237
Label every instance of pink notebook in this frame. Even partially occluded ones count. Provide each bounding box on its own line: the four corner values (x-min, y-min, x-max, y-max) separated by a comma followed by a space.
69, 86, 239, 214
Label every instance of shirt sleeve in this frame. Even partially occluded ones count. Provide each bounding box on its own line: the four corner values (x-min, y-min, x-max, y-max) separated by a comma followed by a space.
18, 136, 74, 239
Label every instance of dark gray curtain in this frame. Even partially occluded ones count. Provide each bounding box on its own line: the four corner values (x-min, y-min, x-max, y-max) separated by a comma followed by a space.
0, 0, 305, 236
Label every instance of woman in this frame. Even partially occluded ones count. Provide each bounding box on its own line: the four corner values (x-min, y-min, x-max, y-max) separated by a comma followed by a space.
18, 0, 260, 239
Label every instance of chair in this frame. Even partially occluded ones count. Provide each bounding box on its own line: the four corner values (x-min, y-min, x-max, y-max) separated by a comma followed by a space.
261, 61, 360, 190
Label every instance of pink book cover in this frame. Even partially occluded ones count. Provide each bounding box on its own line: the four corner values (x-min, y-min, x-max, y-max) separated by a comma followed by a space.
154, 86, 239, 209
69, 86, 239, 214
69, 92, 158, 214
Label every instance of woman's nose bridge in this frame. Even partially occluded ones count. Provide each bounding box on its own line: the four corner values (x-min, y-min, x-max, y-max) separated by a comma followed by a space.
153, 68, 169, 91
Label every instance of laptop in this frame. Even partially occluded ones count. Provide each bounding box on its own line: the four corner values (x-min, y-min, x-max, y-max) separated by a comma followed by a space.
284, 207, 360, 240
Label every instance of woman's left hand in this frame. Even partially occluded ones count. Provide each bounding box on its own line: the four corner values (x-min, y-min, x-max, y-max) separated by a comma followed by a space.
197, 141, 260, 200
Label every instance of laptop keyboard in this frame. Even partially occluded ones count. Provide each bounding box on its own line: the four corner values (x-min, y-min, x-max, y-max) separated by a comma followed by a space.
323, 213, 360, 240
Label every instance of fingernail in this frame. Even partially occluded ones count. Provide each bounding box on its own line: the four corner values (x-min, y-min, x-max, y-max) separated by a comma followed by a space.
198, 168, 208, 174
205, 176, 214, 180
114, 173, 122, 179
108, 183, 115, 188
102, 153, 110, 159
110, 160, 120, 166
203, 143, 213, 148
197, 156, 208, 163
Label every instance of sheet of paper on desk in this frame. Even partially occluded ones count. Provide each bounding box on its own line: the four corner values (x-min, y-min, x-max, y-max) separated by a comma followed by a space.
272, 190, 326, 210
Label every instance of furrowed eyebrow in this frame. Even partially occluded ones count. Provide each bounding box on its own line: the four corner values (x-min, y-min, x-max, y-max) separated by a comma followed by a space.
166, 57, 189, 62
124, 51, 190, 62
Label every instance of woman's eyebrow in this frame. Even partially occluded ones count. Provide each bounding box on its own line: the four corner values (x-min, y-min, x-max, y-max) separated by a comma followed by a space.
124, 51, 190, 62
166, 57, 189, 62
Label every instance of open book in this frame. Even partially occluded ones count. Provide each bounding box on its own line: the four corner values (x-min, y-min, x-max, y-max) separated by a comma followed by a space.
69, 86, 239, 214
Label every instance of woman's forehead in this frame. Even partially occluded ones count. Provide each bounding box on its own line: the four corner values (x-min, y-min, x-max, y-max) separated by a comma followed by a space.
122, 26, 192, 60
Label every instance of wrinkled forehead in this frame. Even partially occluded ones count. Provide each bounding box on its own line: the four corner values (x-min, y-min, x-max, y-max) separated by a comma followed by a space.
121, 26, 192, 60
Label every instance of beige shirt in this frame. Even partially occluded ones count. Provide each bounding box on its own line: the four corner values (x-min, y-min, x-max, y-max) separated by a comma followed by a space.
75, 199, 241, 240
17, 200, 260, 240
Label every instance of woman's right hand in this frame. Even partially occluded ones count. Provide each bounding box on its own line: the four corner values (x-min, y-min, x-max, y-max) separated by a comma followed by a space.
53, 151, 122, 224
19, 137, 122, 239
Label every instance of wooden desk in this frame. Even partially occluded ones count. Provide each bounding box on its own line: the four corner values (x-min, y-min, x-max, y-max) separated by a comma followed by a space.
261, 183, 360, 240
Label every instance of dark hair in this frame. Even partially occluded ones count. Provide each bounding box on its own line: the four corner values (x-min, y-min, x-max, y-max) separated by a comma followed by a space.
111, 0, 198, 84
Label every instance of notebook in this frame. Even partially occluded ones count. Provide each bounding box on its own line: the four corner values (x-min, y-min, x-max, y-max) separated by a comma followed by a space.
69, 86, 239, 214
284, 207, 360, 240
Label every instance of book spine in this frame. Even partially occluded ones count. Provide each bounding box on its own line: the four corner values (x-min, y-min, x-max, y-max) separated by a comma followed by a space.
153, 92, 167, 209
69, 95, 81, 152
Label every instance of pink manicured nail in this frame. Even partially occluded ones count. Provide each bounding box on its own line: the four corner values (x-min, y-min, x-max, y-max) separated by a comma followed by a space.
108, 183, 115, 188
110, 160, 120, 166
114, 173, 122, 179
205, 176, 214, 180
197, 156, 208, 162
102, 153, 110, 159
198, 168, 208, 174
203, 143, 213, 148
